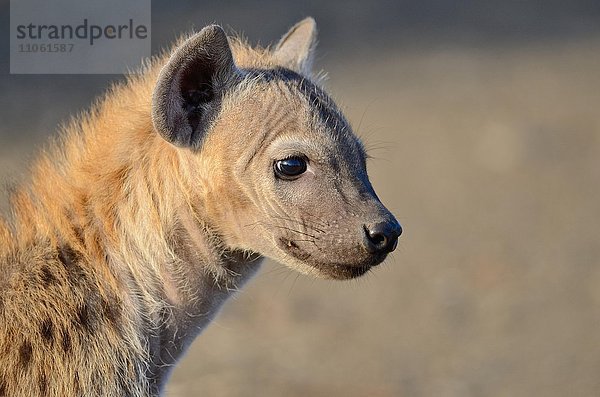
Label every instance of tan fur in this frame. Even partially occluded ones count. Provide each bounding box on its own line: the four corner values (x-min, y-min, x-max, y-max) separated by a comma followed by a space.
0, 19, 400, 396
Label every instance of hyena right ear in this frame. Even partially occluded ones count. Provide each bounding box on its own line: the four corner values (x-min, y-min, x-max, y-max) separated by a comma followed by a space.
274, 17, 317, 76
152, 25, 238, 149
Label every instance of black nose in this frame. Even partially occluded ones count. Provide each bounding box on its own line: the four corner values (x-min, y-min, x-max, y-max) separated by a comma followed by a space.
363, 220, 402, 254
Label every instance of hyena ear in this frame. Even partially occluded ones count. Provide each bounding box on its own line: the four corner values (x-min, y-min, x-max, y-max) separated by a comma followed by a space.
273, 17, 317, 75
152, 25, 237, 149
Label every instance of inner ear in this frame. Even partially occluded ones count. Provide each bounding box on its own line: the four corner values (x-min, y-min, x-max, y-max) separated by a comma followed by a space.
180, 58, 216, 136
152, 25, 237, 149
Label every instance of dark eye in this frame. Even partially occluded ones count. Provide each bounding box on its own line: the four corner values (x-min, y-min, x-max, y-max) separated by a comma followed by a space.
274, 157, 308, 180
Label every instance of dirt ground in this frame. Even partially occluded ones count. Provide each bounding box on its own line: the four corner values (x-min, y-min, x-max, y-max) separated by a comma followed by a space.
1, 38, 599, 396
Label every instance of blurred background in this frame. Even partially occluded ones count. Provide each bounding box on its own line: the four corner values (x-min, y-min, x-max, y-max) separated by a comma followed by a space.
1, 1, 600, 396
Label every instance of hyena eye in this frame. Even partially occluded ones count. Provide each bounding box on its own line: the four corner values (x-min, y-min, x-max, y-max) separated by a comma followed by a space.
274, 157, 308, 180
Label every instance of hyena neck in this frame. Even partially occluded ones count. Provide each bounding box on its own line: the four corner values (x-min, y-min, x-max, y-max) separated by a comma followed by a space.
6, 70, 262, 386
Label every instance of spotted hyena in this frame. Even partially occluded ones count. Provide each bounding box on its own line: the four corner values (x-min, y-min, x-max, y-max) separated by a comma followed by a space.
0, 18, 402, 396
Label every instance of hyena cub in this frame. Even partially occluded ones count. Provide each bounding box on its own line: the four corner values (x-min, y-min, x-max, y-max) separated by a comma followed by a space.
0, 18, 401, 396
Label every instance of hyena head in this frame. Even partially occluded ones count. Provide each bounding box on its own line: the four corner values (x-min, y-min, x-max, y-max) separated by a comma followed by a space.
152, 18, 402, 280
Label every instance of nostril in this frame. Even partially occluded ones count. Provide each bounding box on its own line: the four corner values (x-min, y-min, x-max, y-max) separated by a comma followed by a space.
368, 229, 387, 248
363, 220, 402, 254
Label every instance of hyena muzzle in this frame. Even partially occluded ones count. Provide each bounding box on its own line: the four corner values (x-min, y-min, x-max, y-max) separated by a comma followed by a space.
0, 18, 401, 396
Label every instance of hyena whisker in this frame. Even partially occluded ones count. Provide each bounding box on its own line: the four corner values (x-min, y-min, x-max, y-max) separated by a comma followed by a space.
300, 212, 332, 228
267, 214, 326, 233
244, 219, 320, 240
267, 224, 319, 240
270, 214, 328, 233
256, 221, 321, 240
287, 273, 302, 296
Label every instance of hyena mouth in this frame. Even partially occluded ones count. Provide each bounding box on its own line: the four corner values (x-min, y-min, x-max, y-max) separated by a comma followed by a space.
278, 238, 373, 280
278, 237, 311, 261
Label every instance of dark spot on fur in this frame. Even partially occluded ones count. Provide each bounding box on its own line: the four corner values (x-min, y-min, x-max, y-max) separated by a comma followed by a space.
75, 297, 101, 333
40, 319, 54, 345
58, 245, 81, 269
0, 378, 6, 396
76, 303, 91, 331
101, 295, 122, 329
40, 266, 57, 286
58, 245, 78, 267
39, 373, 48, 395
61, 331, 72, 355
18, 341, 33, 368
57, 245, 88, 286
73, 225, 85, 245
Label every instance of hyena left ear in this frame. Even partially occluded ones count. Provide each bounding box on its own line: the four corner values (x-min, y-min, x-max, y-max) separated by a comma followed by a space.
273, 17, 317, 76
152, 25, 238, 149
